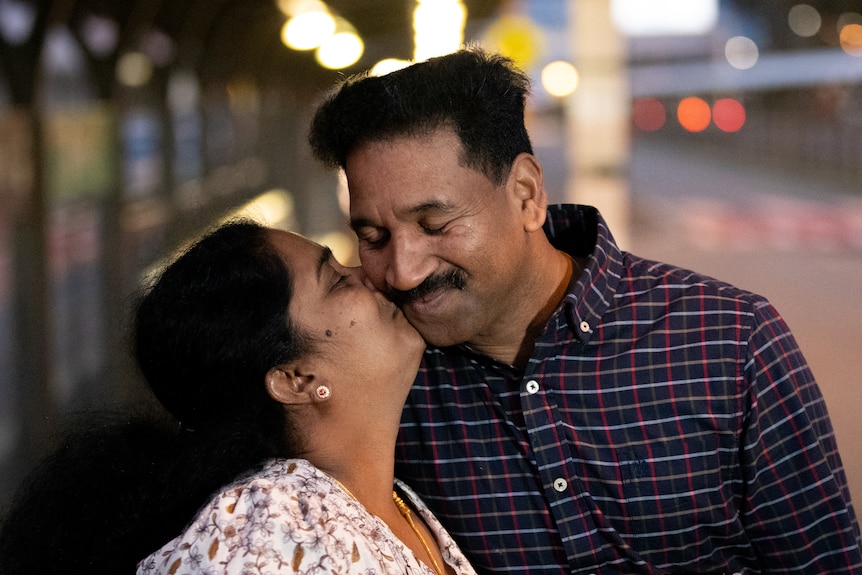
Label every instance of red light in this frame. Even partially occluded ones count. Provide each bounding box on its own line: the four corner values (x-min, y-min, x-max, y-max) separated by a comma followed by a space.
632, 97, 666, 131
712, 98, 746, 132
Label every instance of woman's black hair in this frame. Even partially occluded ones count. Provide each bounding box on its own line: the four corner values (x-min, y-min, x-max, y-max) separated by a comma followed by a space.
134, 219, 306, 434
0, 220, 309, 574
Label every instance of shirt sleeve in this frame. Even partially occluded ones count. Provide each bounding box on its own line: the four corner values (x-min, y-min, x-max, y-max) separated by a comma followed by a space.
739, 299, 862, 572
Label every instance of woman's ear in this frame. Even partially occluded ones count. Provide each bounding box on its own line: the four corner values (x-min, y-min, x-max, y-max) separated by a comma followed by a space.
266, 365, 316, 405
508, 153, 548, 233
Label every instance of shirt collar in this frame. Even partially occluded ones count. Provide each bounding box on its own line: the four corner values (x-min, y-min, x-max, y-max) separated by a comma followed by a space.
543, 204, 623, 345
445, 204, 623, 363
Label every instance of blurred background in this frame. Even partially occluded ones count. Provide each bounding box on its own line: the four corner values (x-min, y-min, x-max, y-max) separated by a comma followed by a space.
1, 0, 860, 512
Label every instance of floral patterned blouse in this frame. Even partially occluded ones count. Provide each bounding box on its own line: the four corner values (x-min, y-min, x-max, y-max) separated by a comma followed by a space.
136, 458, 478, 575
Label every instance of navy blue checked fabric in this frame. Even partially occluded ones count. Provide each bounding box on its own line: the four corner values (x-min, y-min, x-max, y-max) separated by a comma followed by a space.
394, 204, 862, 575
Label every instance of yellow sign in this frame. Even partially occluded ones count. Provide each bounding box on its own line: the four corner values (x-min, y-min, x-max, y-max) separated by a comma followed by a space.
482, 14, 545, 71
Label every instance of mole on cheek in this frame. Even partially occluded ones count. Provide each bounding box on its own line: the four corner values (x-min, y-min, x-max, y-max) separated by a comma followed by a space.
350, 320, 356, 328
325, 329, 333, 337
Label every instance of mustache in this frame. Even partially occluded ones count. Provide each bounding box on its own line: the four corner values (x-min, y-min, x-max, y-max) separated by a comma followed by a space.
385, 269, 467, 307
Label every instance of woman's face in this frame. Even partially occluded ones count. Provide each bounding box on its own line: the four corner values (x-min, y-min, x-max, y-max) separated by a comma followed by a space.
268, 230, 425, 391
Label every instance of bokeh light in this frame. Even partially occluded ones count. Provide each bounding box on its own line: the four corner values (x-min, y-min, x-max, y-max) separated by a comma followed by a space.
839, 23, 862, 56
370, 58, 412, 76
281, 9, 335, 50
167, 71, 200, 114
482, 13, 544, 71
0, 0, 35, 45
725, 36, 759, 70
837, 12, 862, 30
712, 98, 746, 132
413, 0, 466, 62
142, 29, 174, 68
611, 0, 718, 36
315, 22, 363, 69
276, 0, 328, 17
43, 26, 85, 75
228, 189, 295, 227
313, 231, 357, 266
631, 97, 666, 131
677, 97, 711, 132
80, 15, 119, 57
788, 4, 822, 38
116, 51, 153, 87
541, 60, 579, 98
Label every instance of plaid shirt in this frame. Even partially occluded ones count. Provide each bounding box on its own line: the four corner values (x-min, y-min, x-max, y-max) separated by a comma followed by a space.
394, 204, 862, 575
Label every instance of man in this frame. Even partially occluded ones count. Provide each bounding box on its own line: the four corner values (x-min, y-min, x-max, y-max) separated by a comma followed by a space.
308, 47, 862, 574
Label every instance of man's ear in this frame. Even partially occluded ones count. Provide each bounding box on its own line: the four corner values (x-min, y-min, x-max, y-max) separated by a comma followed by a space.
266, 364, 316, 405
508, 153, 547, 233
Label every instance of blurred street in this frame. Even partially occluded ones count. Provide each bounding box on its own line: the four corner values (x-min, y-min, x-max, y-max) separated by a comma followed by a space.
626, 137, 862, 508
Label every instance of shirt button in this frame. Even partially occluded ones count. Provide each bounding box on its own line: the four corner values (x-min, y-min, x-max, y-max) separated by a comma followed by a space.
579, 320, 591, 333
553, 477, 568, 492
525, 380, 540, 394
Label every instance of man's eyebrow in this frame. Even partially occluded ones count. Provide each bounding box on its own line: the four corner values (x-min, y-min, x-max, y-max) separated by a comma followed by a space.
348, 218, 372, 233
407, 200, 455, 215
348, 200, 456, 232
317, 247, 333, 282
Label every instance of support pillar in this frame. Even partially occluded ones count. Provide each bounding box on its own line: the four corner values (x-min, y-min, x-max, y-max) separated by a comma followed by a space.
566, 0, 631, 248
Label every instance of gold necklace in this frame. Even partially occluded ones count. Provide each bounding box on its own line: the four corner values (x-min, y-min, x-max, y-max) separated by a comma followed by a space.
331, 476, 445, 575
393, 491, 445, 575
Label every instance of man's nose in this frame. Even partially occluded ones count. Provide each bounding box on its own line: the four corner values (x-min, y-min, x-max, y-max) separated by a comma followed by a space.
384, 237, 434, 293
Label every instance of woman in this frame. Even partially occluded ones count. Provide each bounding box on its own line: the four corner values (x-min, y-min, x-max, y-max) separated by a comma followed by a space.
0, 221, 475, 575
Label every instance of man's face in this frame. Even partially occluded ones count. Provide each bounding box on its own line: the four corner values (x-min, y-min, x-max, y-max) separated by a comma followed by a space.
345, 129, 530, 348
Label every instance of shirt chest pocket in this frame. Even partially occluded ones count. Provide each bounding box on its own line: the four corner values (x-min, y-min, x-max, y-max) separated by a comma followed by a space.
615, 431, 739, 535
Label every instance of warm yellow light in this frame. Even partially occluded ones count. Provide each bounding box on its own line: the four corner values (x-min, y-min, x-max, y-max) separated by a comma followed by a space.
541, 60, 579, 97
312, 230, 358, 266
316, 21, 364, 69
277, 0, 328, 17
413, 0, 466, 61
281, 9, 335, 50
370, 58, 412, 76
116, 51, 152, 87
228, 189, 295, 227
